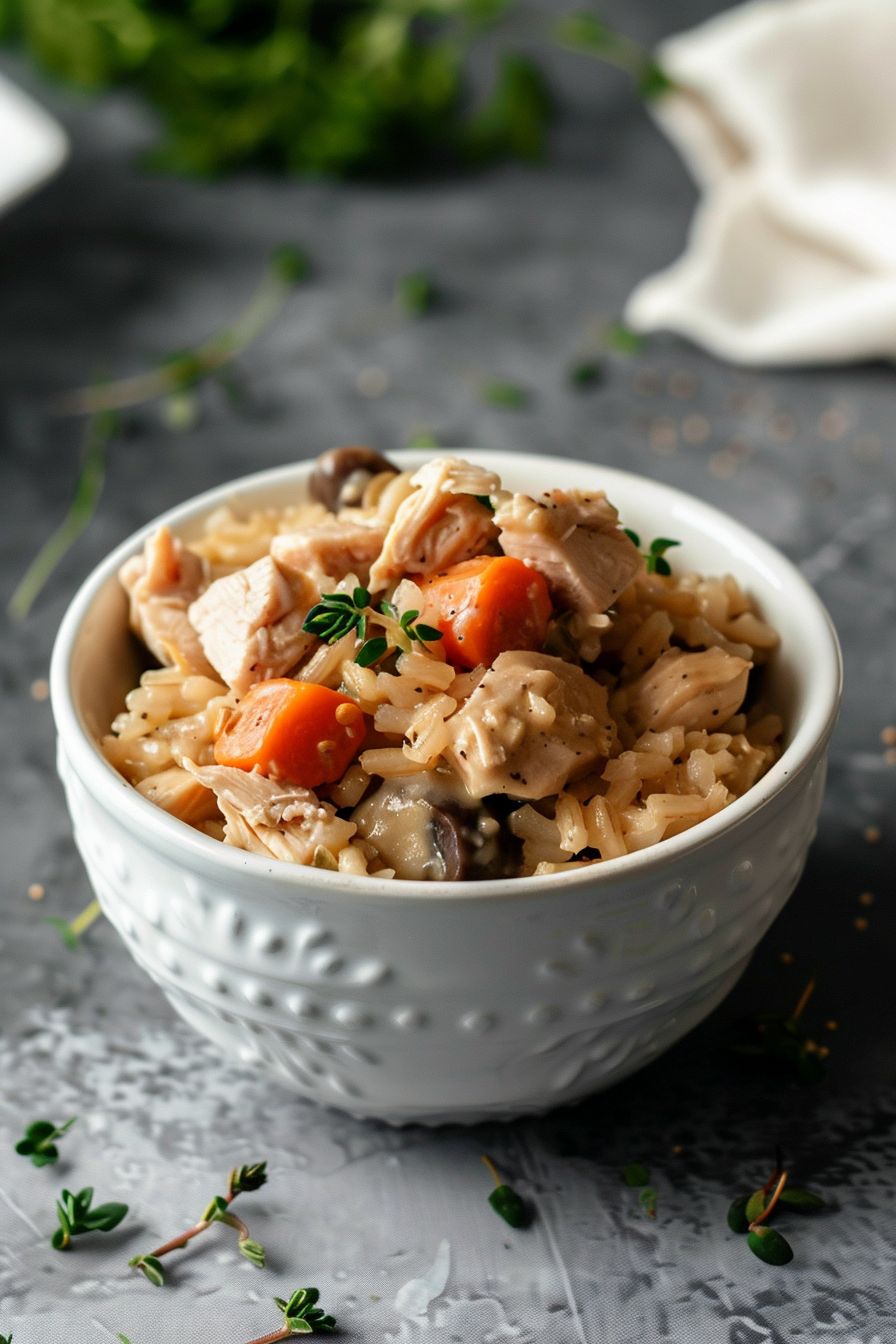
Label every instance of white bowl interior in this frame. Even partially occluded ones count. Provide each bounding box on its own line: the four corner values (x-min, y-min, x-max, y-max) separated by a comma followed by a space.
59, 450, 841, 891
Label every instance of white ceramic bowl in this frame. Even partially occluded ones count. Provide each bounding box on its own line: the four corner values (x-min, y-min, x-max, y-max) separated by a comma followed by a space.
50, 452, 842, 1125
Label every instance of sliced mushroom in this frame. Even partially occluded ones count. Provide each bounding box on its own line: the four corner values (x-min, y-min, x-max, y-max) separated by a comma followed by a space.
309, 446, 397, 512
350, 771, 519, 881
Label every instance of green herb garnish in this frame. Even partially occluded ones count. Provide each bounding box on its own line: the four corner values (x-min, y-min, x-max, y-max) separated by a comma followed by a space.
605, 320, 646, 355
0, 5, 551, 180
621, 1163, 657, 1218
45, 898, 103, 951
621, 1163, 650, 1187
0, 1332, 12, 1343
245, 1289, 336, 1342
623, 531, 681, 577
482, 1154, 529, 1228
53, 246, 308, 418
568, 359, 603, 388
730, 975, 828, 1083
397, 271, 437, 317
406, 427, 439, 449
303, 588, 442, 668
129, 1162, 267, 1286
480, 380, 530, 409
727, 1152, 825, 1267
554, 13, 674, 102
52, 1186, 128, 1250
15, 1117, 77, 1167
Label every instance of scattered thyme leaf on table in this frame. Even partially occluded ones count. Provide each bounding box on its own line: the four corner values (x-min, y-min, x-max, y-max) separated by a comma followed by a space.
129, 1162, 268, 1285
568, 359, 603, 388
52, 1187, 128, 1250
621, 1163, 657, 1218
727, 1151, 826, 1266
15, 1117, 77, 1167
604, 319, 646, 356
481, 1154, 529, 1228
730, 974, 829, 1083
480, 380, 530, 409
45, 898, 104, 951
406, 426, 439, 449
245, 1288, 336, 1342
397, 271, 438, 316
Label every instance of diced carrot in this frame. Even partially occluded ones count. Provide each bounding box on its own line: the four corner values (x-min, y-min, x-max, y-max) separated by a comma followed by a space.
214, 679, 366, 788
419, 555, 552, 670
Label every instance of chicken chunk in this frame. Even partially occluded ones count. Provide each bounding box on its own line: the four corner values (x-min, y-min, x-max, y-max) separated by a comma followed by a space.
368, 457, 500, 591
119, 526, 214, 676
624, 648, 751, 733
188, 555, 316, 693
495, 489, 641, 619
136, 766, 221, 826
445, 651, 615, 799
184, 763, 356, 864
271, 518, 386, 586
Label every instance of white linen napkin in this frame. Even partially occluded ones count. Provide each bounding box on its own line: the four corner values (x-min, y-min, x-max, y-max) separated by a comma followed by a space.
625, 0, 896, 366
0, 72, 67, 215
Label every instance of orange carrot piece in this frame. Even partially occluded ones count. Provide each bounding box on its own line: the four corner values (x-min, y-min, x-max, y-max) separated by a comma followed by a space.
214, 678, 365, 788
420, 556, 552, 669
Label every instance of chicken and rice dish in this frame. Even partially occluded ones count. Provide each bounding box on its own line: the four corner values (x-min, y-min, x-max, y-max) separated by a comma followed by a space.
103, 450, 783, 881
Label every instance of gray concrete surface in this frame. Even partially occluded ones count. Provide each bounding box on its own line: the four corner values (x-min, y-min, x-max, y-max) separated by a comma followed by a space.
1, 4, 894, 1340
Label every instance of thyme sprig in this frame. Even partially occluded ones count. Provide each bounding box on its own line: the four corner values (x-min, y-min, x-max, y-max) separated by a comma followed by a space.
245, 1288, 336, 1342
52, 247, 309, 418
481, 1154, 528, 1228
8, 412, 117, 621
303, 587, 443, 668
623, 531, 681, 576
52, 1186, 129, 1250
129, 1162, 267, 1286
554, 12, 674, 100
727, 1151, 826, 1266
15, 1117, 77, 1167
730, 975, 828, 1083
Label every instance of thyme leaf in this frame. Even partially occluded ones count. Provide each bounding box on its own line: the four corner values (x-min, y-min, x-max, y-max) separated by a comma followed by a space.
482, 1154, 529, 1228
303, 589, 442, 667
623, 530, 681, 576
45, 898, 104, 951
246, 1289, 336, 1342
15, 1116, 77, 1168
480, 379, 530, 409
397, 271, 438, 317
52, 1187, 128, 1251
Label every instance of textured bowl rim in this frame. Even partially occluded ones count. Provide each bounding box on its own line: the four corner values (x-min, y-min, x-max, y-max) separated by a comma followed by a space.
50, 449, 843, 903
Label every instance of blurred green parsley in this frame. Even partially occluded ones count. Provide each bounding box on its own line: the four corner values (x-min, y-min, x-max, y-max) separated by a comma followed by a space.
0, 1, 552, 178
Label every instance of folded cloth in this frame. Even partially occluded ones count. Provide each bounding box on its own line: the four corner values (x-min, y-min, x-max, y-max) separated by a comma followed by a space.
625, 0, 896, 366
0, 73, 67, 215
